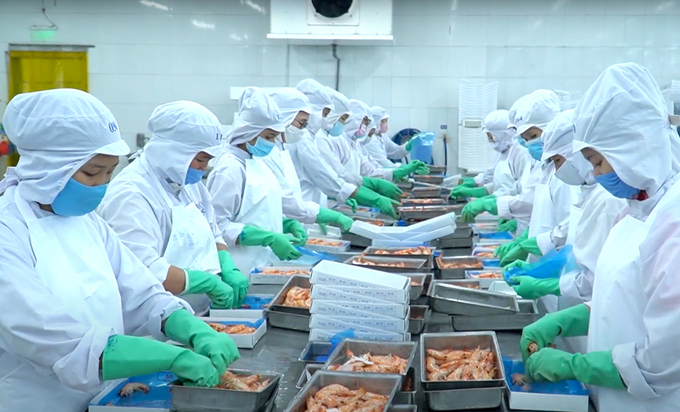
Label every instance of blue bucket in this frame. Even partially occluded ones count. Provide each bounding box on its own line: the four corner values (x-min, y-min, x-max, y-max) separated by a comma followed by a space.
410, 132, 435, 163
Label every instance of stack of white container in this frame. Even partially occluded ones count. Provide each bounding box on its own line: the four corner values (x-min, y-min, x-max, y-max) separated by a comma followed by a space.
308, 260, 412, 342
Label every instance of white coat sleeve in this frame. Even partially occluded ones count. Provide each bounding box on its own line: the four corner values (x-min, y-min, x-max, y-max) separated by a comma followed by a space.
504, 147, 532, 197
0, 221, 114, 393
95, 215, 191, 339
365, 137, 397, 168
281, 185, 320, 224
612, 200, 680, 398
206, 159, 246, 247
316, 135, 350, 178
97, 183, 171, 283
536, 178, 573, 254
383, 136, 408, 160
359, 150, 394, 181
296, 141, 357, 202
496, 164, 540, 221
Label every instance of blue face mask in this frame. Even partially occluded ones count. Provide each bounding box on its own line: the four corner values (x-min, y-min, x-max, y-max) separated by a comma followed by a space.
246, 136, 276, 157
517, 137, 527, 148
328, 122, 344, 137
51, 178, 108, 216
526, 140, 543, 161
185, 167, 205, 185
595, 171, 640, 199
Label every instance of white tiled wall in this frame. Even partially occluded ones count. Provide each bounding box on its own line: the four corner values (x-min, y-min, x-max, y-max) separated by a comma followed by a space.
1, 0, 679, 170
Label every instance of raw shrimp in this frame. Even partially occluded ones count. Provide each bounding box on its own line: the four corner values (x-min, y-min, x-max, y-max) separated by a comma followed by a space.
119, 382, 149, 397
283, 286, 311, 308
327, 350, 408, 374
218, 371, 270, 392
206, 322, 257, 334
304, 385, 387, 412
425, 347, 498, 382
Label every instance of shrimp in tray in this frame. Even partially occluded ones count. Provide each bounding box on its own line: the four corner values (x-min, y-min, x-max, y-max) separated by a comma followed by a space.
283, 286, 312, 308
327, 349, 408, 374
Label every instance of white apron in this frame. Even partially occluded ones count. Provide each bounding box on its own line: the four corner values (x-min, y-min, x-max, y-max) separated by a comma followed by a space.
344, 142, 362, 185
492, 157, 515, 196
228, 158, 284, 274
280, 150, 304, 197
142, 159, 220, 315
0, 187, 125, 412
528, 181, 558, 313
587, 179, 680, 412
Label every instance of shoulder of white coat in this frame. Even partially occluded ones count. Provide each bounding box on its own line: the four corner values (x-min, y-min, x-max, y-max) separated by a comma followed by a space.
0, 200, 31, 250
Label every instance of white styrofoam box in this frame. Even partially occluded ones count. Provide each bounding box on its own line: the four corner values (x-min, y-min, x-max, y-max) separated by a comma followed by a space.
475, 212, 499, 221
404, 226, 457, 243
310, 314, 408, 334
350, 213, 457, 241
310, 328, 410, 343
198, 317, 267, 349
311, 283, 410, 304
508, 386, 589, 412
371, 239, 430, 248
311, 261, 409, 290
310, 286, 408, 308
310, 300, 408, 320
304, 223, 342, 240
310, 299, 408, 319
89, 380, 170, 412
459, 79, 498, 121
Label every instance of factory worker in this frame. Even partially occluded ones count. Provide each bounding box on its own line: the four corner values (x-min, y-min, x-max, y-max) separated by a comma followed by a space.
261, 88, 353, 232
0, 89, 239, 412
365, 106, 415, 168
207, 87, 307, 273
98, 101, 248, 315
522, 63, 680, 412
449, 110, 533, 220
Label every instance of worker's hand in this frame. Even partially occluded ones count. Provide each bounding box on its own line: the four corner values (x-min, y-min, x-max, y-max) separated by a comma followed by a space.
239, 226, 302, 261
526, 349, 625, 388
392, 162, 420, 181
500, 237, 541, 266
283, 218, 308, 246
218, 251, 249, 308
353, 186, 397, 219
496, 219, 517, 233
405, 134, 422, 152
459, 177, 478, 188
449, 186, 488, 199
316, 207, 354, 232
101, 334, 219, 387
520, 304, 590, 363
164, 310, 240, 376
345, 198, 358, 213
184, 269, 234, 309
374, 196, 399, 219
510, 276, 561, 300
362, 177, 403, 200
461, 196, 497, 222
503, 259, 530, 275
413, 160, 430, 175
494, 240, 517, 259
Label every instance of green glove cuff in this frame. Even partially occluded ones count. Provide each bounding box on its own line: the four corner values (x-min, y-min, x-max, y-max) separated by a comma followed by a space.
282, 218, 298, 233
164, 309, 214, 348
571, 351, 626, 388
555, 303, 590, 337
217, 250, 236, 277
405, 140, 413, 151
518, 227, 530, 242
468, 186, 489, 198
354, 186, 383, 206
183, 270, 221, 296
521, 237, 543, 256
101, 334, 186, 381
460, 177, 477, 187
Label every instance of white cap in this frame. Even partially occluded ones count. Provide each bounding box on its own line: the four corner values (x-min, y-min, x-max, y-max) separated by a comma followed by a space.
326, 87, 351, 124
483, 110, 515, 144
227, 87, 286, 145
295, 79, 333, 113
509, 90, 561, 136
1, 88, 129, 204
371, 106, 389, 132
268, 88, 311, 127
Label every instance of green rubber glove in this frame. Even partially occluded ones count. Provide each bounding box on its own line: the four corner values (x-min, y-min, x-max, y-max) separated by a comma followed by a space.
414, 162, 430, 175
459, 177, 478, 188
354, 186, 399, 218
101, 334, 219, 387
345, 198, 358, 213
283, 218, 307, 246
520, 304, 590, 363
449, 185, 488, 199
497, 219, 517, 233
503, 260, 530, 275
218, 250, 249, 308
405, 134, 422, 152
183, 269, 234, 309
461, 196, 497, 222
510, 276, 561, 300
496, 227, 529, 258
526, 348, 625, 388
500, 237, 542, 266
239, 226, 302, 261
392, 162, 419, 181
164, 309, 240, 376
362, 177, 403, 200
317, 207, 354, 232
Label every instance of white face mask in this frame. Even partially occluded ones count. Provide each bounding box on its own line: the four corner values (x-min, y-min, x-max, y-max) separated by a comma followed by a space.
491, 140, 511, 153
554, 159, 586, 186
285, 124, 305, 145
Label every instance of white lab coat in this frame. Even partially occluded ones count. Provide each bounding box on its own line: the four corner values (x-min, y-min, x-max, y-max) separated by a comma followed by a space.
496, 158, 542, 235
0, 187, 190, 412
485, 142, 532, 197
533, 163, 575, 256
316, 130, 394, 184
363, 132, 408, 168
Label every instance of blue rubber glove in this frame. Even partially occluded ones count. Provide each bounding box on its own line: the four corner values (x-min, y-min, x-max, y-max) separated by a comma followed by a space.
526, 349, 625, 388
520, 304, 590, 363
218, 250, 249, 308
283, 218, 307, 246
461, 196, 498, 222
510, 276, 561, 300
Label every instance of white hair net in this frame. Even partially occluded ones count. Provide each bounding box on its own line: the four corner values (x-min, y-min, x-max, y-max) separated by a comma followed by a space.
0, 88, 129, 204
483, 110, 515, 144
268, 88, 311, 127
541, 110, 594, 184
573, 63, 680, 195
509, 90, 561, 135
143, 101, 224, 186
371, 106, 389, 130
326, 88, 351, 125
296, 79, 333, 134
227, 87, 286, 146
344, 99, 371, 137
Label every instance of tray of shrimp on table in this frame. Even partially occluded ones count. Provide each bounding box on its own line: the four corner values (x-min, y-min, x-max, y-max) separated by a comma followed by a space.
266, 274, 312, 332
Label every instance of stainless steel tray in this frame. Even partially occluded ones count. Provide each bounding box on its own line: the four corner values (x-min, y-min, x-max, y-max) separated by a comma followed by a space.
397, 181, 414, 190
408, 305, 431, 335
388, 406, 418, 412
346, 255, 428, 273
452, 299, 539, 331
430, 283, 519, 316
414, 175, 445, 185
362, 246, 436, 268
435, 237, 473, 250
447, 225, 473, 239
322, 339, 417, 377
268, 275, 310, 316
426, 279, 481, 297
298, 341, 334, 363
411, 187, 441, 198
295, 364, 323, 389
398, 205, 458, 221
171, 369, 282, 412
404, 273, 427, 300
425, 386, 504, 410
342, 232, 372, 247
435, 256, 483, 279
266, 309, 310, 332
428, 165, 447, 174
400, 198, 447, 207
420, 332, 506, 391
393, 368, 416, 405
284, 371, 401, 412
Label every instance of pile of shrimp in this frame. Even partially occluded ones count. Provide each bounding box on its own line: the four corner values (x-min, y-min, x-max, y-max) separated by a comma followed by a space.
307, 238, 345, 247
260, 268, 310, 276
218, 371, 270, 392
283, 286, 311, 308
206, 322, 257, 334
438, 260, 483, 269
327, 349, 408, 374
469, 272, 502, 279
305, 384, 388, 412
354, 257, 407, 267
474, 251, 495, 258
375, 246, 432, 255
425, 347, 498, 381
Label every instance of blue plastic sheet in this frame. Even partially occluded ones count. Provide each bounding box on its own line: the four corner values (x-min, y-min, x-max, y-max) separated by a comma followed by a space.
481, 258, 501, 268
479, 231, 514, 240
212, 294, 273, 310
504, 245, 577, 285
312, 330, 355, 363
503, 358, 588, 396
92, 372, 176, 408
295, 246, 339, 262
210, 318, 265, 329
